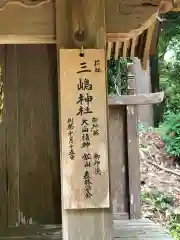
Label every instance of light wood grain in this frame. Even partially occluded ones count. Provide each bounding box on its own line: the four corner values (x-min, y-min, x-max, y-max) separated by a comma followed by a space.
0, 220, 173, 239
126, 70, 141, 219
60, 49, 109, 209
0, 1, 55, 38
55, 0, 112, 239
108, 92, 164, 106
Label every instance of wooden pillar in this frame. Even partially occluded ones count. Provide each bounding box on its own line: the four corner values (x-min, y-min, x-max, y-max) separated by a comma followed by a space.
126, 68, 141, 219
129, 58, 153, 126
55, 1, 112, 239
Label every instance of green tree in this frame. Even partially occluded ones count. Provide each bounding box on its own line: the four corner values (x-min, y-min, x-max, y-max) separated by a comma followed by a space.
158, 12, 180, 118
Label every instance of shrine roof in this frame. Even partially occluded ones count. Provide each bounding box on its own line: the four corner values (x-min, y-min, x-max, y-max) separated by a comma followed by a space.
0, 0, 179, 69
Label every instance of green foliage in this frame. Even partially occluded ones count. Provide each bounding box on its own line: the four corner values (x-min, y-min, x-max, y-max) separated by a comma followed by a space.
141, 190, 173, 213
163, 113, 180, 158
158, 12, 180, 117
168, 214, 180, 240
107, 58, 128, 95
141, 190, 180, 239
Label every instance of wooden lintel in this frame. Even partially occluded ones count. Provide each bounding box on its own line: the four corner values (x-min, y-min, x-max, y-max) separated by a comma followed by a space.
108, 91, 164, 106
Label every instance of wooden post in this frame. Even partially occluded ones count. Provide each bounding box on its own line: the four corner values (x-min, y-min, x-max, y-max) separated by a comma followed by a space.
126, 66, 141, 219
55, 1, 112, 239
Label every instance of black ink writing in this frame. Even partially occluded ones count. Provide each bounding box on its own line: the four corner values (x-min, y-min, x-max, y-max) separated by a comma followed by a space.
67, 118, 74, 130
94, 60, 101, 72
83, 170, 92, 199
76, 78, 93, 116
76, 93, 93, 106
76, 106, 93, 116
82, 153, 91, 168
67, 118, 75, 160
77, 62, 91, 74
91, 117, 99, 136
77, 78, 92, 91
94, 153, 101, 175
81, 119, 90, 148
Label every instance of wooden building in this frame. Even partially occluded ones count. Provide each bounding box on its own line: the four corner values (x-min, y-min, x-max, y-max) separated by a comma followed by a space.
0, 0, 178, 239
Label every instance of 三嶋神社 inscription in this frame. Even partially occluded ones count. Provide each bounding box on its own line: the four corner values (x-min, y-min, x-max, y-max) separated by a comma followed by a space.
60, 49, 110, 209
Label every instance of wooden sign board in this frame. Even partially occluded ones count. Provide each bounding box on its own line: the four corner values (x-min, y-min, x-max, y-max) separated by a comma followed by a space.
59, 49, 110, 209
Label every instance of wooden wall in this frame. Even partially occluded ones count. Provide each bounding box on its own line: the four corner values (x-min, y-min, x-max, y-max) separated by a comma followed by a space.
0, 1, 55, 43
0, 44, 61, 226
0, 44, 131, 227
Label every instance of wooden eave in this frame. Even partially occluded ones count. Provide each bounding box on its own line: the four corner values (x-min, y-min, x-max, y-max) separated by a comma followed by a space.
0, 0, 179, 70
106, 0, 180, 68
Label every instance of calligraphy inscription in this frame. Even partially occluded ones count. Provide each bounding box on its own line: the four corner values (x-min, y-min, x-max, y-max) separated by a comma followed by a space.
60, 49, 110, 209
0, 0, 49, 8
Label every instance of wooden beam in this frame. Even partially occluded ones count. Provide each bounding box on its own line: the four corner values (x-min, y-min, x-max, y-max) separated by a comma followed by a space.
5, 45, 20, 226
0, 45, 7, 227
142, 22, 156, 70
108, 92, 164, 106
126, 72, 141, 219
55, 0, 112, 239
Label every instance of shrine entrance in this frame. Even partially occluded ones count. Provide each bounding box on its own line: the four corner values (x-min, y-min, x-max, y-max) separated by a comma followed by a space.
0, 44, 61, 226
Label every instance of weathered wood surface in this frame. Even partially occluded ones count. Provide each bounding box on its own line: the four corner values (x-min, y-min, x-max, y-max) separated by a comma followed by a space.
17, 44, 61, 224
129, 58, 154, 126
2, 44, 61, 225
55, 0, 112, 239
126, 71, 141, 219
0, 45, 127, 226
0, 1, 54, 43
108, 92, 164, 106
109, 106, 129, 220
0, 220, 173, 239
5, 45, 20, 226
60, 49, 110, 209
113, 219, 173, 239
0, 45, 7, 228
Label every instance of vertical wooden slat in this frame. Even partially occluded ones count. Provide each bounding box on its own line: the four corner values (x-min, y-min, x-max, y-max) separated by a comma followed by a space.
109, 106, 129, 220
114, 41, 120, 60
122, 40, 129, 58
0, 45, 7, 227
130, 37, 137, 58
55, 0, 112, 239
107, 41, 112, 60
142, 22, 156, 70
126, 67, 141, 219
18, 45, 61, 224
5, 45, 20, 226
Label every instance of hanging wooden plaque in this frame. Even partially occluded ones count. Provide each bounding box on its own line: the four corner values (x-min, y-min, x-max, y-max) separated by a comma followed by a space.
59, 49, 110, 209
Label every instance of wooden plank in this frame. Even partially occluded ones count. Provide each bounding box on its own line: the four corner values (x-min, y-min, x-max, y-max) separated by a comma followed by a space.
142, 22, 156, 70
109, 106, 129, 220
113, 219, 173, 239
55, 0, 106, 49
106, 0, 158, 34
0, 1, 55, 41
55, 0, 112, 239
0, 220, 173, 239
16, 44, 61, 224
126, 71, 141, 219
5, 45, 20, 226
0, 0, 50, 8
60, 49, 109, 209
0, 45, 7, 227
108, 92, 164, 106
